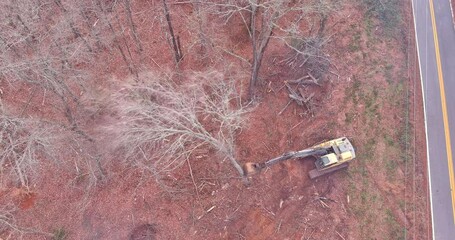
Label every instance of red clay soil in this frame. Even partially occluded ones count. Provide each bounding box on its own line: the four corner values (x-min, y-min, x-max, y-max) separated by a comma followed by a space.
0, 1, 430, 239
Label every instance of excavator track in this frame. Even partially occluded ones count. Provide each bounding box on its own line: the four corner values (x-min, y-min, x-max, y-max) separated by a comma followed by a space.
308, 162, 349, 179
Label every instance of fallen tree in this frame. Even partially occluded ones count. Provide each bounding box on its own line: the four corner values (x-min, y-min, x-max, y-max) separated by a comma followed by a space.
110, 71, 250, 181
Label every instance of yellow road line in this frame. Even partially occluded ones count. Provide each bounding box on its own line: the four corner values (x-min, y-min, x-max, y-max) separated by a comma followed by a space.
429, 0, 455, 223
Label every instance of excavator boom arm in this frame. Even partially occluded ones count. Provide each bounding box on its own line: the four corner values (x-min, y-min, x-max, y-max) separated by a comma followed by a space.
264, 148, 327, 167
243, 147, 328, 176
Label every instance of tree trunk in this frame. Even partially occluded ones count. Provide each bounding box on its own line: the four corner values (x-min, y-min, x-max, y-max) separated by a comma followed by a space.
248, 6, 275, 99
123, 0, 143, 52
162, 0, 182, 63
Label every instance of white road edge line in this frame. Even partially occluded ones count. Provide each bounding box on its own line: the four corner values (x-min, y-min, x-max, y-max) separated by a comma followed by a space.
411, 0, 435, 239
450, 0, 455, 30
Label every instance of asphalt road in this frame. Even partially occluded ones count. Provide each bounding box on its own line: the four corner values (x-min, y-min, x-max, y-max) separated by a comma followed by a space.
412, 0, 455, 239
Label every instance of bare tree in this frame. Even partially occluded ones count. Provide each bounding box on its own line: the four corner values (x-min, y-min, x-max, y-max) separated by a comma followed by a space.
274, 0, 339, 80
0, 114, 56, 189
200, 0, 340, 98
110, 71, 249, 179
0, 203, 52, 239
247, 1, 280, 98
0, 204, 18, 236
0, 0, 113, 182
0, 204, 27, 238
202, 0, 283, 98
280, 35, 332, 80
123, 0, 143, 52
162, 0, 183, 63
94, 0, 139, 77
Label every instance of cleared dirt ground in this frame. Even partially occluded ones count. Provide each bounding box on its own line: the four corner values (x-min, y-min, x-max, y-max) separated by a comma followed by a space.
0, 0, 430, 239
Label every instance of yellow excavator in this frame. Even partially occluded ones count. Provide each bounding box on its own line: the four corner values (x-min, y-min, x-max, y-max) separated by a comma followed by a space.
242, 137, 356, 179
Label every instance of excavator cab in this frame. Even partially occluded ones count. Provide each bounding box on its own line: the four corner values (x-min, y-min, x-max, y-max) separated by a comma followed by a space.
315, 153, 338, 169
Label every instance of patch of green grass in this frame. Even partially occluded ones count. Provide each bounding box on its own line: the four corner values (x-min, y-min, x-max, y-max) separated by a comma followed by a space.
348, 31, 362, 52
348, 162, 387, 238
363, 138, 377, 160
392, 82, 410, 164
266, 129, 273, 138
385, 158, 397, 178
361, 51, 368, 61
383, 133, 395, 147
371, 193, 380, 203
344, 76, 362, 105
387, 82, 404, 107
384, 64, 394, 84
349, 164, 369, 178
345, 112, 354, 124
361, 0, 401, 35
385, 209, 406, 240
343, 7, 409, 237
398, 126, 411, 163
364, 88, 380, 122
385, 208, 396, 223
364, 16, 373, 38
360, 189, 369, 204
398, 200, 405, 210
346, 78, 382, 128
52, 228, 67, 240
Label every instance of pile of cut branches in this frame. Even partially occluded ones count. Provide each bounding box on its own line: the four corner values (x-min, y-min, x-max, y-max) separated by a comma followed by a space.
278, 73, 322, 117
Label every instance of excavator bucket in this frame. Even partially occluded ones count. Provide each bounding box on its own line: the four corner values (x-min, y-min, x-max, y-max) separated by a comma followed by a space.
242, 162, 263, 176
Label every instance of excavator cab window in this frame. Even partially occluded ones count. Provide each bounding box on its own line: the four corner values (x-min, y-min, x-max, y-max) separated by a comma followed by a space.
322, 156, 331, 166
317, 156, 331, 168
316, 153, 338, 169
